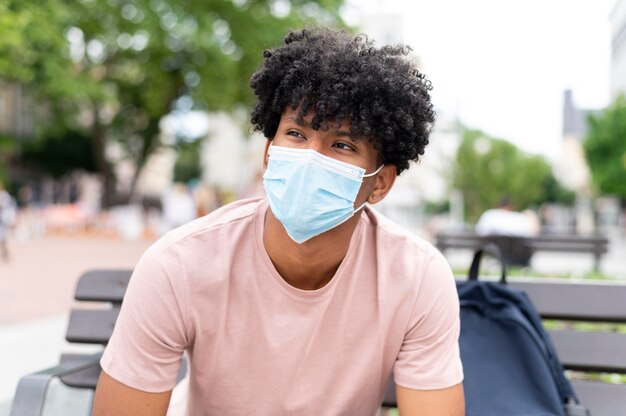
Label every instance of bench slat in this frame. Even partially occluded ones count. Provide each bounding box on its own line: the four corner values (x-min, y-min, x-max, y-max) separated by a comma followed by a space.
75, 270, 133, 303
527, 243, 607, 253
439, 242, 482, 249
57, 352, 188, 389
437, 233, 608, 244
508, 280, 626, 322
571, 380, 626, 416
66, 309, 120, 344
549, 330, 626, 373
529, 235, 608, 244
59, 353, 103, 389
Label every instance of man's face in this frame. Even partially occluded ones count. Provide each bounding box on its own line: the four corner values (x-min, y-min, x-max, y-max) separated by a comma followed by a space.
266, 107, 383, 209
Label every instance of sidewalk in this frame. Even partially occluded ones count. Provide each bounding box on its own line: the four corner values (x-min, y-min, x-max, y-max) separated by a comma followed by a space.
0, 234, 153, 408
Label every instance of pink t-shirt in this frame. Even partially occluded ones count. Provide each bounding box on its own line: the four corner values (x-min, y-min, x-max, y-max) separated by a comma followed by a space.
101, 198, 463, 415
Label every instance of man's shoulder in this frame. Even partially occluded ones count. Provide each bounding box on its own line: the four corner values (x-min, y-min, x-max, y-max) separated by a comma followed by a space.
169, 198, 263, 239
148, 198, 265, 257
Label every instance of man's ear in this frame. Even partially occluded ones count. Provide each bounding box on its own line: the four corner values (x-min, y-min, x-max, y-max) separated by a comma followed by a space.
262, 139, 272, 169
368, 165, 397, 205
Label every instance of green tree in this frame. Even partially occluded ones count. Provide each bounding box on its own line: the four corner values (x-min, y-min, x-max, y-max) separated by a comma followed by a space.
1, 0, 346, 206
453, 128, 573, 222
173, 138, 202, 184
0, 134, 17, 185
19, 130, 97, 178
583, 94, 626, 200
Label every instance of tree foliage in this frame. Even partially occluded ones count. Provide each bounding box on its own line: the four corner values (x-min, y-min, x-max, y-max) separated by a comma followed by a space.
0, 0, 347, 206
173, 139, 202, 184
19, 131, 97, 178
453, 128, 574, 222
0, 134, 18, 185
583, 94, 626, 200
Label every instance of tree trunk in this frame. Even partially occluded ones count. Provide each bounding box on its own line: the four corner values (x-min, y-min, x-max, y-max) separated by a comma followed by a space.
90, 105, 118, 208
127, 115, 162, 205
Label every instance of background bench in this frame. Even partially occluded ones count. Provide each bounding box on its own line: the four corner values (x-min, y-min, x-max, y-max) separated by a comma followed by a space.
11, 271, 626, 415
436, 231, 609, 270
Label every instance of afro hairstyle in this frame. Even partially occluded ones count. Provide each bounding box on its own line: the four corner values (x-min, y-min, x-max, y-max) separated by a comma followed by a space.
249, 27, 435, 174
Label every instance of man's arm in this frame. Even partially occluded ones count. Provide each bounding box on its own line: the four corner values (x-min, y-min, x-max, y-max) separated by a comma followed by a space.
92, 370, 173, 416
396, 383, 465, 416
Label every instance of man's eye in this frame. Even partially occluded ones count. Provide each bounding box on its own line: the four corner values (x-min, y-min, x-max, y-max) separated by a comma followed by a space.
334, 142, 355, 151
287, 130, 304, 139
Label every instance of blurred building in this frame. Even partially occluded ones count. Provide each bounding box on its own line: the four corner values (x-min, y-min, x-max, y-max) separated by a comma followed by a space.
376, 115, 462, 234
137, 111, 264, 200
0, 82, 34, 138
610, 0, 626, 97
555, 90, 602, 234
200, 112, 265, 196
135, 146, 177, 197
554, 90, 593, 194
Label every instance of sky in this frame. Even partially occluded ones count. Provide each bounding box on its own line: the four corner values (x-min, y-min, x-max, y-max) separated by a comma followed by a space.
344, 0, 617, 160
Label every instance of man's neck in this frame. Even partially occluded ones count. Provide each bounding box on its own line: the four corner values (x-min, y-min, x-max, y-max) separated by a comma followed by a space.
263, 209, 361, 291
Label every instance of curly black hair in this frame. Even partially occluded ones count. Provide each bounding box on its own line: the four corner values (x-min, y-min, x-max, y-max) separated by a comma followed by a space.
249, 27, 435, 174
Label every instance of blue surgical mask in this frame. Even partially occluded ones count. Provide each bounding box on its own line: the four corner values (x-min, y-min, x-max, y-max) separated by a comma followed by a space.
263, 145, 384, 244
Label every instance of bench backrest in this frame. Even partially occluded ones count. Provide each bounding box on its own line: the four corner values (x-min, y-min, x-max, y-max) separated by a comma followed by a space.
66, 269, 132, 345
436, 232, 609, 271
53, 270, 134, 390
506, 278, 626, 416
437, 232, 608, 250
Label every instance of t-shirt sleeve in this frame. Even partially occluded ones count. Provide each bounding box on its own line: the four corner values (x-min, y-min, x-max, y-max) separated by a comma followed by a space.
393, 249, 464, 390
100, 237, 188, 392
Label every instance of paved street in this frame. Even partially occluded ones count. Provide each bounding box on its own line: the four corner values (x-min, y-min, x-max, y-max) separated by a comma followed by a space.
0, 234, 154, 412
0, 234, 153, 326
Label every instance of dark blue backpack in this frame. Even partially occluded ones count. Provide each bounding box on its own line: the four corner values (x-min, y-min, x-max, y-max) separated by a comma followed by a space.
457, 245, 590, 416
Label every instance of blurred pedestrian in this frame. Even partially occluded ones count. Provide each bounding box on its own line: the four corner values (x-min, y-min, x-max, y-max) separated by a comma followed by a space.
0, 183, 17, 261
476, 197, 539, 237
161, 183, 196, 230
192, 183, 219, 218
475, 197, 540, 266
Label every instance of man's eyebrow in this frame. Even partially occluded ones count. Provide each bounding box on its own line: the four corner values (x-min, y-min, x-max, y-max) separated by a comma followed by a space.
284, 115, 357, 140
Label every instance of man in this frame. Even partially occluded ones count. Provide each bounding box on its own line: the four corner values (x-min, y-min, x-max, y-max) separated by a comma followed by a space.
475, 197, 540, 267
475, 197, 539, 237
94, 28, 464, 415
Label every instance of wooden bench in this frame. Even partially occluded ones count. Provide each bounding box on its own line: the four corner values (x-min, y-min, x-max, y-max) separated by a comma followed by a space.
436, 231, 609, 270
12, 271, 626, 415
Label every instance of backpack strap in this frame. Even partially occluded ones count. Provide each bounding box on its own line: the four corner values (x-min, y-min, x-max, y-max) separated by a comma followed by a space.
468, 243, 507, 284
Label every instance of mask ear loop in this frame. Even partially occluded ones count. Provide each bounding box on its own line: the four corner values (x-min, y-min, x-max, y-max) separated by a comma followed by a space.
362, 164, 385, 178
355, 164, 385, 212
